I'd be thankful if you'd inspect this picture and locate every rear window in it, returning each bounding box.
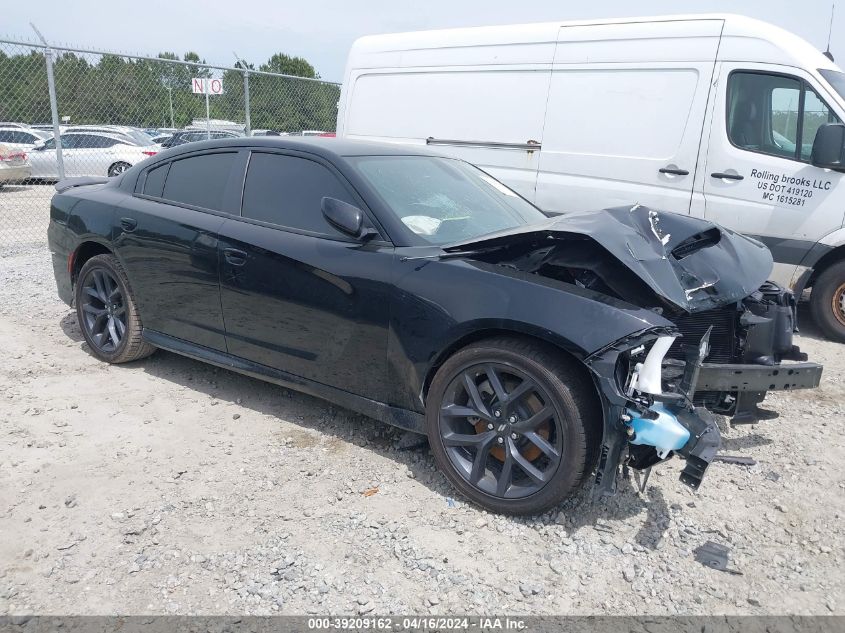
[161,152,236,211]
[143,163,169,198]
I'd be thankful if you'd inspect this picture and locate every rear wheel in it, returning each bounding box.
[810,261,845,343]
[108,161,131,177]
[425,337,598,515]
[75,254,155,363]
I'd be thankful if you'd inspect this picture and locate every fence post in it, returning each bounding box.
[31,24,65,180]
[243,68,251,136]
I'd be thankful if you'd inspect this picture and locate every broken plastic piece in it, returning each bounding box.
[694,541,743,575]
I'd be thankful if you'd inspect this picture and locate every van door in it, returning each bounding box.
[343,69,553,202]
[534,19,722,215]
[701,63,845,285]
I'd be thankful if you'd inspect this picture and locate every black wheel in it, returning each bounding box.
[74,254,155,363]
[810,261,845,343]
[426,336,599,515]
[108,161,131,177]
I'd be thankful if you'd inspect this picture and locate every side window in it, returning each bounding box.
[161,152,236,211]
[61,135,81,149]
[241,153,355,237]
[728,71,841,162]
[72,134,110,149]
[801,89,839,160]
[0,131,12,143]
[143,163,169,198]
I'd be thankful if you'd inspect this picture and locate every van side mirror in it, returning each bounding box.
[811,123,845,171]
[321,197,375,239]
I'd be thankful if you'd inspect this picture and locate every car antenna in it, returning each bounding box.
[824,4,836,61]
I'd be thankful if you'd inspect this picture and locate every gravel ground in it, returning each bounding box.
[0,186,843,616]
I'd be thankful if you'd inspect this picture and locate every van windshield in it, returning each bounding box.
[350,156,548,245]
[819,69,845,101]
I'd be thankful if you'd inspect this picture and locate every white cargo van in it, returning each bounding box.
[337,14,845,342]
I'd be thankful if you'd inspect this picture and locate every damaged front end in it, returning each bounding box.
[445,205,824,494]
[585,326,722,495]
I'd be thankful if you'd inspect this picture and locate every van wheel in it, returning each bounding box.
[810,260,845,343]
[425,337,599,515]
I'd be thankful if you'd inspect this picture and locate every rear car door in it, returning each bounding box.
[217,150,394,402]
[700,63,845,284]
[112,150,246,351]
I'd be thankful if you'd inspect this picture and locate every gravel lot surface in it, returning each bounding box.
[0,185,843,616]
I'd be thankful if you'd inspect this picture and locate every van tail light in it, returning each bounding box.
[142,151,157,156]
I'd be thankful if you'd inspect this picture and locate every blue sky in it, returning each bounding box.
[5,0,841,82]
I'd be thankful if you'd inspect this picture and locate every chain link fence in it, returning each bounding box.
[0,38,341,246]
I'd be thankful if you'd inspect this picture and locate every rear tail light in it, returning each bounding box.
[142,151,157,156]
[0,151,26,161]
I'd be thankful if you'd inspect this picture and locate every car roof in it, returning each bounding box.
[160,136,438,160]
[62,131,135,142]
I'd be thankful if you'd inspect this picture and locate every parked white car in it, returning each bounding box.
[0,127,52,150]
[28,132,157,179]
[0,144,32,187]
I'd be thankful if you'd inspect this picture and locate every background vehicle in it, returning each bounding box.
[0,144,31,186]
[31,123,67,134]
[64,125,157,147]
[29,132,156,179]
[47,137,821,515]
[338,14,845,342]
[0,127,52,149]
[160,130,242,147]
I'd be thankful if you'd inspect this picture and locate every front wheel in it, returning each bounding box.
[108,161,131,177]
[810,260,845,343]
[74,254,155,363]
[425,337,599,515]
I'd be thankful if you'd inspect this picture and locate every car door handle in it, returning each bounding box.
[119,217,137,232]
[658,167,689,176]
[223,248,247,266]
[710,172,744,181]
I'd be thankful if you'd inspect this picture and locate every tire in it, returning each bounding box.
[74,254,155,363]
[809,260,845,343]
[425,336,599,515]
[108,161,131,177]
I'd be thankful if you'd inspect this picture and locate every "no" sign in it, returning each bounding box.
[191,78,224,95]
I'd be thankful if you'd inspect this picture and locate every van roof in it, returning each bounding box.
[347,14,840,74]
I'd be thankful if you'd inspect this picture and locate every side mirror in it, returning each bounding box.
[321,197,375,239]
[811,123,845,171]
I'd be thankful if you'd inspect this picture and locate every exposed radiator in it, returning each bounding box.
[666,308,738,364]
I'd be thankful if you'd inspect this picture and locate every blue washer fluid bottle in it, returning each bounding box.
[628,404,691,458]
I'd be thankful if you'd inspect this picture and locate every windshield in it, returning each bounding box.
[351,156,548,245]
[819,69,845,101]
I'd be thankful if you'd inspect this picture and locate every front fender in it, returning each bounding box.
[389,256,675,413]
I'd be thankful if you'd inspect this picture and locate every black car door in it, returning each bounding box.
[217,150,394,402]
[113,150,247,351]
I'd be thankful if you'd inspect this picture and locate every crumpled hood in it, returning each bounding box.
[444,205,773,313]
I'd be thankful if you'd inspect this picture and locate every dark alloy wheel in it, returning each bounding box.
[74,254,156,363]
[108,161,131,177]
[426,337,598,515]
[80,267,126,353]
[810,261,845,343]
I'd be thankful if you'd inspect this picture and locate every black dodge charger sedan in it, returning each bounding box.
[47,137,823,515]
